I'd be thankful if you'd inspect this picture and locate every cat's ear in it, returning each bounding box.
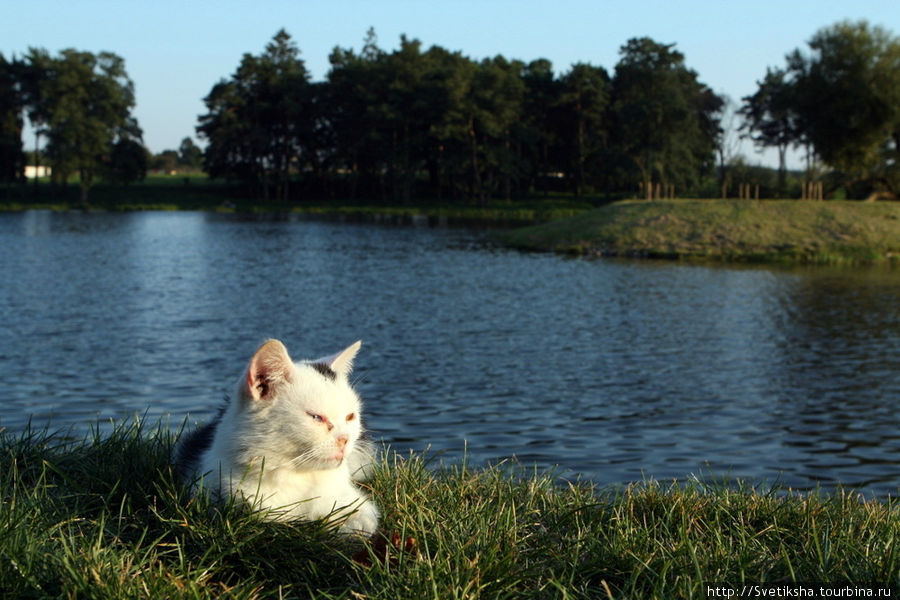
[245,339,294,401]
[317,340,362,378]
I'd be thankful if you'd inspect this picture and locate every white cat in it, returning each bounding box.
[174,339,380,536]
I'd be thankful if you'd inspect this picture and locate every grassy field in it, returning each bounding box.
[0,421,897,599]
[501,199,900,264]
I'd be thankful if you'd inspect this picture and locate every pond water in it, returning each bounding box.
[1,210,898,496]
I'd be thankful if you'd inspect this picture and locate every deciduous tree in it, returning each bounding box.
[739,69,798,194]
[178,137,203,170]
[785,20,900,195]
[609,38,722,197]
[33,49,141,202]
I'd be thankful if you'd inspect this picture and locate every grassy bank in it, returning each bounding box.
[279,198,590,227]
[501,199,900,264]
[0,174,231,211]
[1,421,897,599]
[1,175,592,224]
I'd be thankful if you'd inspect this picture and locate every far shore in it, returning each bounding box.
[4,178,898,264]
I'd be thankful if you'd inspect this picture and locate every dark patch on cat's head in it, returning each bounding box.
[311,362,337,381]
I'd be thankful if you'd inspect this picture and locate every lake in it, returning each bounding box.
[1,210,898,496]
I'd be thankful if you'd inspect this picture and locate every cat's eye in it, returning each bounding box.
[346,413,356,422]
[307,411,324,423]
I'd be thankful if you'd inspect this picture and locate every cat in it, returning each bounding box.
[173,338,380,537]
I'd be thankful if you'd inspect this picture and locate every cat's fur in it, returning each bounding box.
[174,339,379,536]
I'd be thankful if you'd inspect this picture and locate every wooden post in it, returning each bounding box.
[722,182,727,199]
[755,184,759,200]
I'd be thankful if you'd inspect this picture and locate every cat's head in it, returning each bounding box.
[236,339,365,472]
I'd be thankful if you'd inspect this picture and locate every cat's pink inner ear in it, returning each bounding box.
[325,340,362,377]
[246,339,293,401]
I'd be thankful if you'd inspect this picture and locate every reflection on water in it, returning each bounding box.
[0,210,898,495]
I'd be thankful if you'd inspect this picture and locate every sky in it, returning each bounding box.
[4,0,899,169]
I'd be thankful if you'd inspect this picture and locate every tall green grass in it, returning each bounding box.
[1,420,897,599]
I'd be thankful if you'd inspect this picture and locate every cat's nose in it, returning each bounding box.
[336,435,348,451]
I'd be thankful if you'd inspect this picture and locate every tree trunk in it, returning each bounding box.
[33,131,40,199]
[78,167,92,206]
[777,144,787,197]
[469,119,483,205]
[79,181,89,206]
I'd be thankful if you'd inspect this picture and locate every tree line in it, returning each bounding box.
[197,28,723,204]
[2,20,898,204]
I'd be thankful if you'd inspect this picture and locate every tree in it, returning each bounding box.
[150,149,179,173]
[33,49,141,202]
[198,29,313,202]
[20,48,52,196]
[556,63,609,195]
[326,30,387,199]
[716,95,744,196]
[520,59,562,194]
[104,138,148,184]
[0,53,25,188]
[609,38,723,196]
[378,35,441,203]
[177,137,203,169]
[457,56,525,203]
[784,20,900,195]
[739,69,798,194]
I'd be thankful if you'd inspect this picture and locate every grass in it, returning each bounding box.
[1,176,592,225]
[1,174,232,212]
[281,197,590,226]
[500,199,900,264]
[1,420,897,599]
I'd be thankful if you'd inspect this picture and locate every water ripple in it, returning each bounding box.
[1,211,898,496]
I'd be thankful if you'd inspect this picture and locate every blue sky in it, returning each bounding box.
[4,0,899,167]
